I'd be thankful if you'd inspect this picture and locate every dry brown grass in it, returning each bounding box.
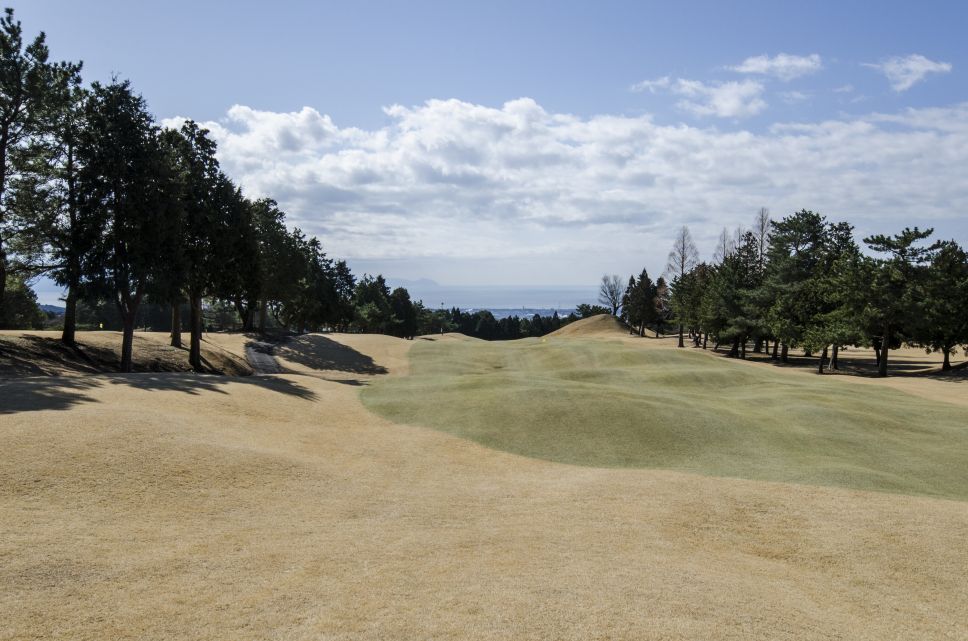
[2,331,967,640]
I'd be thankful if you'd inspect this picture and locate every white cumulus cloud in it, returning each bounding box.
[630,76,671,93]
[166,98,968,284]
[630,77,767,118]
[729,53,823,81]
[671,78,767,118]
[864,54,952,91]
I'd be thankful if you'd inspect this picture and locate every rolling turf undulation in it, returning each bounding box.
[362,333,968,500]
[3,328,968,640]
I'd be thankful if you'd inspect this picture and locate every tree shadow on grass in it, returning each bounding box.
[274,334,388,376]
[704,344,968,381]
[0,376,101,413]
[0,335,103,376]
[0,334,248,376]
[0,372,316,415]
[331,378,369,387]
[919,367,968,384]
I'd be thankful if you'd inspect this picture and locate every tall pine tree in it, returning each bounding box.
[0,8,80,315]
[77,80,176,372]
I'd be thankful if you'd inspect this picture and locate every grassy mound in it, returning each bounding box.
[548,313,627,338]
[362,336,968,500]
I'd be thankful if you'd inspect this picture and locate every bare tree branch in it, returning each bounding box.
[665,225,699,282]
[598,274,623,315]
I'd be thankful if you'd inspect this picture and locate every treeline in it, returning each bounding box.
[436,304,625,340]
[605,208,968,376]
[597,272,674,338]
[0,9,433,370]
[441,308,572,340]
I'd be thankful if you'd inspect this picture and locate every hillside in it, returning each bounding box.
[548,313,629,338]
[363,333,968,500]
[2,331,967,639]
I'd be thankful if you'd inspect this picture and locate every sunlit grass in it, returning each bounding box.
[362,336,968,500]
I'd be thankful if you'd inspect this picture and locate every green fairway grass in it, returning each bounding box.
[362,336,968,500]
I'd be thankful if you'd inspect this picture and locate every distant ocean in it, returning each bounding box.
[389,282,599,319]
[33,277,601,320]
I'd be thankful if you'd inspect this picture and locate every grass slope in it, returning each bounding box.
[362,335,968,500]
[0,331,252,376]
[4,332,968,639]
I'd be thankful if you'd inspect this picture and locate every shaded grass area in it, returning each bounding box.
[0,332,252,377]
[274,334,388,376]
[0,372,316,414]
[362,337,968,501]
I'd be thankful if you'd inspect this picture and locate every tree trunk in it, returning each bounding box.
[235,299,255,332]
[771,340,778,360]
[120,312,136,373]
[638,322,644,337]
[753,337,762,353]
[942,347,951,371]
[729,338,740,357]
[61,286,78,347]
[258,297,268,333]
[170,302,182,347]
[780,343,789,363]
[189,294,203,371]
[818,345,828,374]
[117,281,144,373]
[702,332,708,349]
[830,345,839,371]
[878,328,889,377]
[63,140,79,346]
[234,299,245,330]
[678,323,684,348]
[0,129,8,313]
[0,239,6,321]
[740,338,747,359]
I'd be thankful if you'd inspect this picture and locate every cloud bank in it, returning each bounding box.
[164,98,968,283]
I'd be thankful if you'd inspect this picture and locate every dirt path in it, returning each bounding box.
[244,340,284,374]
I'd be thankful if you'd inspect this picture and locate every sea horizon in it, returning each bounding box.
[387,281,599,316]
[35,280,601,319]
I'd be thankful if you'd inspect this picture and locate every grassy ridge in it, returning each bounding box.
[362,336,968,500]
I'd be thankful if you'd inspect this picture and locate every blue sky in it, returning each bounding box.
[18,1,966,128]
[15,1,968,304]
